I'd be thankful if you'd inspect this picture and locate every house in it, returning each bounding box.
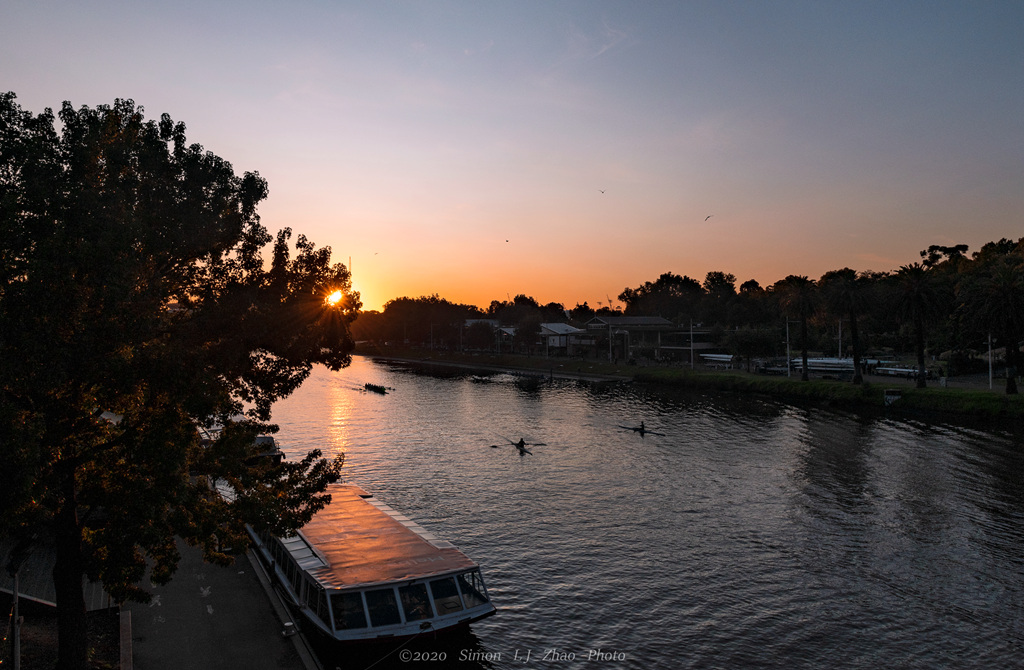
[539,322,588,356]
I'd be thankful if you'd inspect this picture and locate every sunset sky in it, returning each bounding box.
[4,2,1023,311]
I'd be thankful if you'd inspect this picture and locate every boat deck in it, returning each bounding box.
[294,484,478,590]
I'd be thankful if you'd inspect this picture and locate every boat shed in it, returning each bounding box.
[540,322,588,356]
[585,315,674,361]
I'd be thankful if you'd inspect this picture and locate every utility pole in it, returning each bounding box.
[690,319,694,370]
[786,319,791,377]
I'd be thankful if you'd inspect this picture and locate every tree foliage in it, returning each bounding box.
[891,263,946,388]
[0,93,359,669]
[376,294,483,348]
[956,240,1024,393]
[618,272,703,321]
[819,268,870,384]
[774,275,817,381]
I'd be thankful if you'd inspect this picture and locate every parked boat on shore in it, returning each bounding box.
[248,482,496,644]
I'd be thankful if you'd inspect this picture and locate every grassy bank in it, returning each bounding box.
[633,368,1024,419]
[357,345,1024,420]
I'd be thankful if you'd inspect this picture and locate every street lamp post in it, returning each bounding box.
[690,319,694,370]
[989,333,993,390]
[6,536,35,670]
[786,319,791,377]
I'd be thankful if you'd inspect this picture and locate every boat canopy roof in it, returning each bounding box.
[288,483,478,591]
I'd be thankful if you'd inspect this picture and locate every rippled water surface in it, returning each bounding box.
[270,357,1024,669]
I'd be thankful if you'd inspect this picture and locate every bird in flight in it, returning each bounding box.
[705,215,713,221]
[598,189,605,193]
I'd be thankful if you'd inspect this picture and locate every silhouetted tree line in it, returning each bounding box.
[351,292,621,352]
[353,240,1024,394]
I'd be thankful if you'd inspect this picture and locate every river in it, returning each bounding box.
[269,356,1024,669]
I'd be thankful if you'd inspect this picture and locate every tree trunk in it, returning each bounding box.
[54,469,88,670]
[850,311,863,385]
[1004,329,1019,395]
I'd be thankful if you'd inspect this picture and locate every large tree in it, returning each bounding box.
[701,271,738,326]
[956,240,1024,394]
[617,272,703,321]
[775,275,817,381]
[819,268,870,384]
[734,279,772,327]
[0,94,359,669]
[892,263,944,388]
[380,294,483,348]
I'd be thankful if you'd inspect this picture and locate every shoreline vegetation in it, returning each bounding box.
[355,345,1024,422]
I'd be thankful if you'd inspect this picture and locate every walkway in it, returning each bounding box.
[127,539,319,670]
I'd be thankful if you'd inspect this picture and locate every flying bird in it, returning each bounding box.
[599,189,605,193]
[705,215,713,221]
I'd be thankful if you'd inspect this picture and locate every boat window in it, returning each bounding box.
[365,588,402,627]
[306,580,328,623]
[330,592,368,630]
[269,539,282,564]
[399,583,432,621]
[286,562,301,593]
[429,577,464,614]
[456,571,489,608]
[315,588,329,623]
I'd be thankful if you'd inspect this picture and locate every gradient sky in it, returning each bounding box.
[4,1,1023,311]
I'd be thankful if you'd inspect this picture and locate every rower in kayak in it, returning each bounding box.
[617,421,665,436]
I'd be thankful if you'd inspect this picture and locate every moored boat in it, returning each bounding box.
[249,482,496,643]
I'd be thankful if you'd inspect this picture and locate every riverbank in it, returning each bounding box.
[358,345,1024,420]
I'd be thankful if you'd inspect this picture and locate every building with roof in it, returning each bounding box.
[585,316,717,363]
[539,322,590,356]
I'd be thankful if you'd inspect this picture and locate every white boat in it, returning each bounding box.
[790,357,856,372]
[248,482,496,644]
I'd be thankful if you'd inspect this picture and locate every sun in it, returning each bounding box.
[326,290,344,306]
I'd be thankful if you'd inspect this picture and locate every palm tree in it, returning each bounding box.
[957,255,1024,394]
[776,275,817,381]
[819,268,869,384]
[892,263,944,388]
